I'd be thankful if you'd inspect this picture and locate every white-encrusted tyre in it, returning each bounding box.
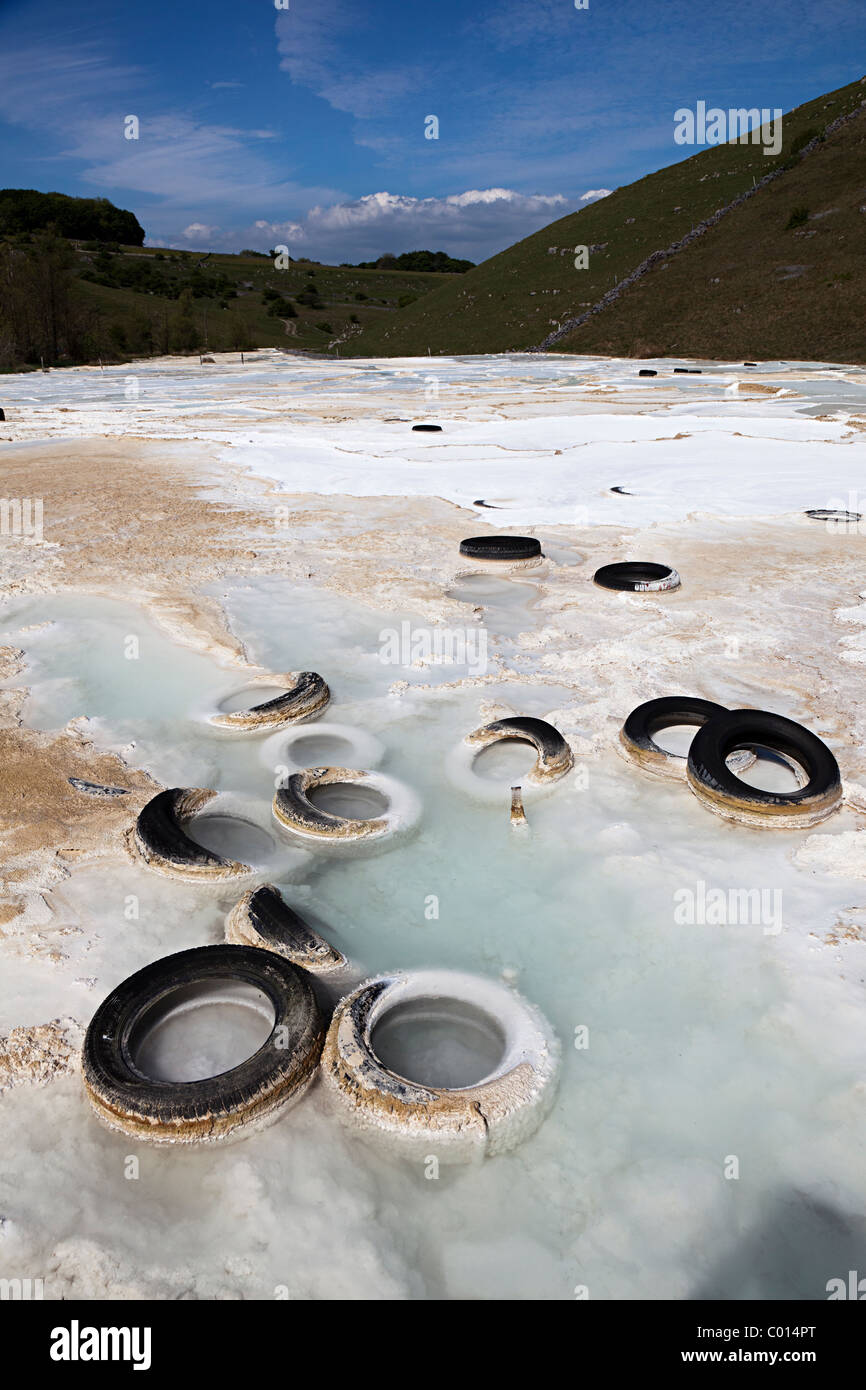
[226,883,348,977]
[272,766,420,851]
[133,787,307,884]
[320,970,560,1162]
[259,722,384,779]
[204,671,329,733]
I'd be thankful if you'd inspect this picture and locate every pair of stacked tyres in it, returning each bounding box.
[620,696,841,828]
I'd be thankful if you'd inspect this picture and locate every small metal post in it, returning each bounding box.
[510,785,527,827]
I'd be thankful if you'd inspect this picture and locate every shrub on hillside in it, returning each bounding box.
[785,206,810,229]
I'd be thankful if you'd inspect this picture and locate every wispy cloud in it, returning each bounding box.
[274,0,426,119]
[0,39,343,233]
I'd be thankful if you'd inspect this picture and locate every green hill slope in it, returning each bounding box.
[0,237,459,370]
[342,75,866,361]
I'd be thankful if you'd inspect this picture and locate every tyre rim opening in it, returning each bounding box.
[307,783,390,820]
[725,744,808,793]
[370,997,507,1089]
[286,734,353,764]
[472,738,539,782]
[127,978,276,1083]
[218,686,286,713]
[652,723,700,757]
[189,814,275,862]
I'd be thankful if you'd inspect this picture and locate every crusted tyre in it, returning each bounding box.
[412,423,442,432]
[620,696,755,781]
[82,945,324,1145]
[273,766,419,846]
[465,716,573,784]
[133,788,302,883]
[320,970,560,1162]
[686,708,842,829]
[448,715,573,804]
[804,509,862,525]
[206,671,329,732]
[134,788,251,881]
[593,561,681,593]
[459,535,542,563]
[226,883,347,975]
[259,721,384,779]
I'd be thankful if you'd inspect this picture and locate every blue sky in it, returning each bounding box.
[0,0,862,263]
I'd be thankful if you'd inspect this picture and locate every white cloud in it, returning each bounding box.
[580,189,613,201]
[197,187,573,263]
[182,223,220,241]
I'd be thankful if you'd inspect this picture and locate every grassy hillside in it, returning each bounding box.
[69,247,456,360]
[549,102,866,362]
[342,74,866,361]
[0,235,462,369]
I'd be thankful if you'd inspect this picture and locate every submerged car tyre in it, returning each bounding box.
[226,883,347,975]
[459,535,542,564]
[259,720,384,779]
[134,788,253,881]
[320,970,560,1161]
[465,716,573,785]
[83,945,324,1144]
[273,766,419,845]
[686,708,842,829]
[206,671,330,732]
[593,562,681,593]
[804,509,862,525]
[620,696,755,781]
[133,787,298,883]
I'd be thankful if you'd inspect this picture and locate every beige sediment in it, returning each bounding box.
[0,1016,84,1092]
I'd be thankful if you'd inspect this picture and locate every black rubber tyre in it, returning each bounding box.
[134,787,253,881]
[459,535,542,562]
[593,562,680,592]
[465,715,573,784]
[412,424,442,432]
[638,369,657,377]
[0,408,5,421]
[805,509,862,524]
[83,944,324,1144]
[620,696,728,773]
[619,695,755,781]
[687,708,842,828]
[208,670,330,731]
[226,884,347,974]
